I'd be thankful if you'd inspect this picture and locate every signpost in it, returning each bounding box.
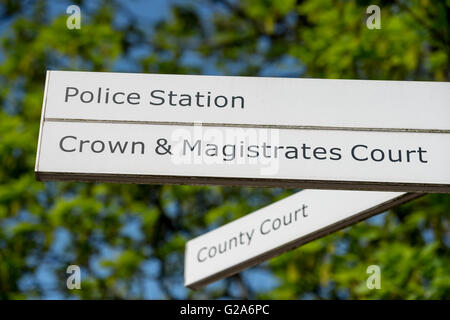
[35,71,450,192]
[34,70,449,288]
[184,190,420,289]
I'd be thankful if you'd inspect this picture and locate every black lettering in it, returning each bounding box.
[197,247,207,262]
[406,150,416,162]
[313,147,327,160]
[229,237,238,249]
[97,87,102,103]
[108,141,128,153]
[302,204,308,217]
[417,147,428,163]
[231,96,244,109]
[205,144,218,156]
[218,242,227,254]
[301,144,311,159]
[80,91,94,103]
[330,147,342,160]
[195,92,204,107]
[65,87,78,102]
[208,246,217,258]
[214,95,228,108]
[91,140,105,153]
[179,94,192,106]
[183,139,201,155]
[260,219,271,235]
[352,144,368,161]
[168,91,177,106]
[388,149,402,162]
[239,232,245,245]
[272,218,281,230]
[262,142,271,158]
[247,145,259,157]
[150,90,165,105]
[274,146,284,158]
[285,146,298,159]
[223,145,235,161]
[79,140,90,152]
[59,135,76,152]
[371,149,385,162]
[132,141,145,154]
[112,92,125,104]
[283,213,293,225]
[127,92,140,105]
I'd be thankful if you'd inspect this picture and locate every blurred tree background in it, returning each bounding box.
[0,0,448,299]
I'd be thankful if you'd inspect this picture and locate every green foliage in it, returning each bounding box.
[0,0,448,299]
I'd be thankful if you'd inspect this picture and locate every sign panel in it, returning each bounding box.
[36,122,450,192]
[35,71,450,192]
[184,190,420,289]
[43,70,450,130]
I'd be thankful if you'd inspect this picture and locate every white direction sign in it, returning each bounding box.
[41,70,450,130]
[35,71,450,192]
[184,190,420,289]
